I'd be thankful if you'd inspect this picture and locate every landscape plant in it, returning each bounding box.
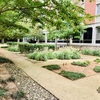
[71,61,90,67]
[0,56,13,63]
[8,45,19,52]
[42,64,61,71]
[59,70,86,80]
[93,66,100,73]
[94,58,100,64]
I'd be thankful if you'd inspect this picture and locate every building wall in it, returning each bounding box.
[84,0,96,24]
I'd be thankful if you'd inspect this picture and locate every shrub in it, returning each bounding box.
[71,51,81,59]
[8,46,19,52]
[7,76,15,82]
[56,51,71,60]
[97,87,100,93]
[94,58,100,64]
[93,66,100,73]
[0,79,7,84]
[11,90,26,99]
[18,43,55,53]
[35,52,48,61]
[71,61,89,67]
[47,51,56,59]
[42,64,61,71]
[92,50,100,56]
[59,70,86,80]
[81,49,93,55]
[0,56,13,63]
[28,52,38,59]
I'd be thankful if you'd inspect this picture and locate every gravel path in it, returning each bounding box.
[0,48,100,100]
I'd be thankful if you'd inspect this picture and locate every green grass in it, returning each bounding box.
[0,56,13,63]
[59,70,86,80]
[71,61,90,67]
[42,64,61,71]
[93,66,100,73]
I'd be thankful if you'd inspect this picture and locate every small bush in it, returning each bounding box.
[92,50,100,56]
[0,56,13,63]
[11,90,26,99]
[0,79,7,84]
[7,76,15,82]
[71,61,89,67]
[97,87,100,93]
[81,49,93,55]
[43,64,61,71]
[8,46,19,52]
[93,66,100,73]
[71,51,81,59]
[94,58,100,64]
[47,51,56,59]
[59,70,86,80]
[34,52,48,61]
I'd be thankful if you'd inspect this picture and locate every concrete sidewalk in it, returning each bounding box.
[0,48,100,100]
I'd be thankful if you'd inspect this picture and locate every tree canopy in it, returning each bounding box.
[0,0,94,43]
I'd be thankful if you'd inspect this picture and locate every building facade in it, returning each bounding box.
[71,0,100,46]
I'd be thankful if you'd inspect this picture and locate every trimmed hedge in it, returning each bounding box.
[59,70,86,80]
[18,43,55,53]
[7,42,19,46]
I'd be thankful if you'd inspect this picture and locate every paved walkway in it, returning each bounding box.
[0,48,100,100]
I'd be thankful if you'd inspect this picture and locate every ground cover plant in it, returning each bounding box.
[94,58,100,64]
[0,56,13,63]
[59,70,86,80]
[71,61,90,67]
[93,66,100,73]
[42,64,61,71]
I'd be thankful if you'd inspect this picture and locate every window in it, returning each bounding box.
[82,0,84,2]
[97,27,100,33]
[97,4,100,15]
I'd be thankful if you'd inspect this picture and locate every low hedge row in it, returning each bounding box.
[7,42,19,46]
[18,43,55,53]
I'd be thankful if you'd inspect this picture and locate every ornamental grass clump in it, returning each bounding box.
[59,70,86,80]
[42,64,61,71]
[8,46,19,52]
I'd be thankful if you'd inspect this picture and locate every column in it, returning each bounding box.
[92,27,96,45]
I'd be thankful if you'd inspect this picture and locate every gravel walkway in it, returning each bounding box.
[0,48,100,100]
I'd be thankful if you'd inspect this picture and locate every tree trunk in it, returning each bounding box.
[1,38,4,44]
[17,39,20,42]
[55,39,58,50]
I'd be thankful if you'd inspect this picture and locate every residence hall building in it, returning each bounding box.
[71,0,100,45]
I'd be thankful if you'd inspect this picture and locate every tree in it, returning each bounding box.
[0,0,94,45]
